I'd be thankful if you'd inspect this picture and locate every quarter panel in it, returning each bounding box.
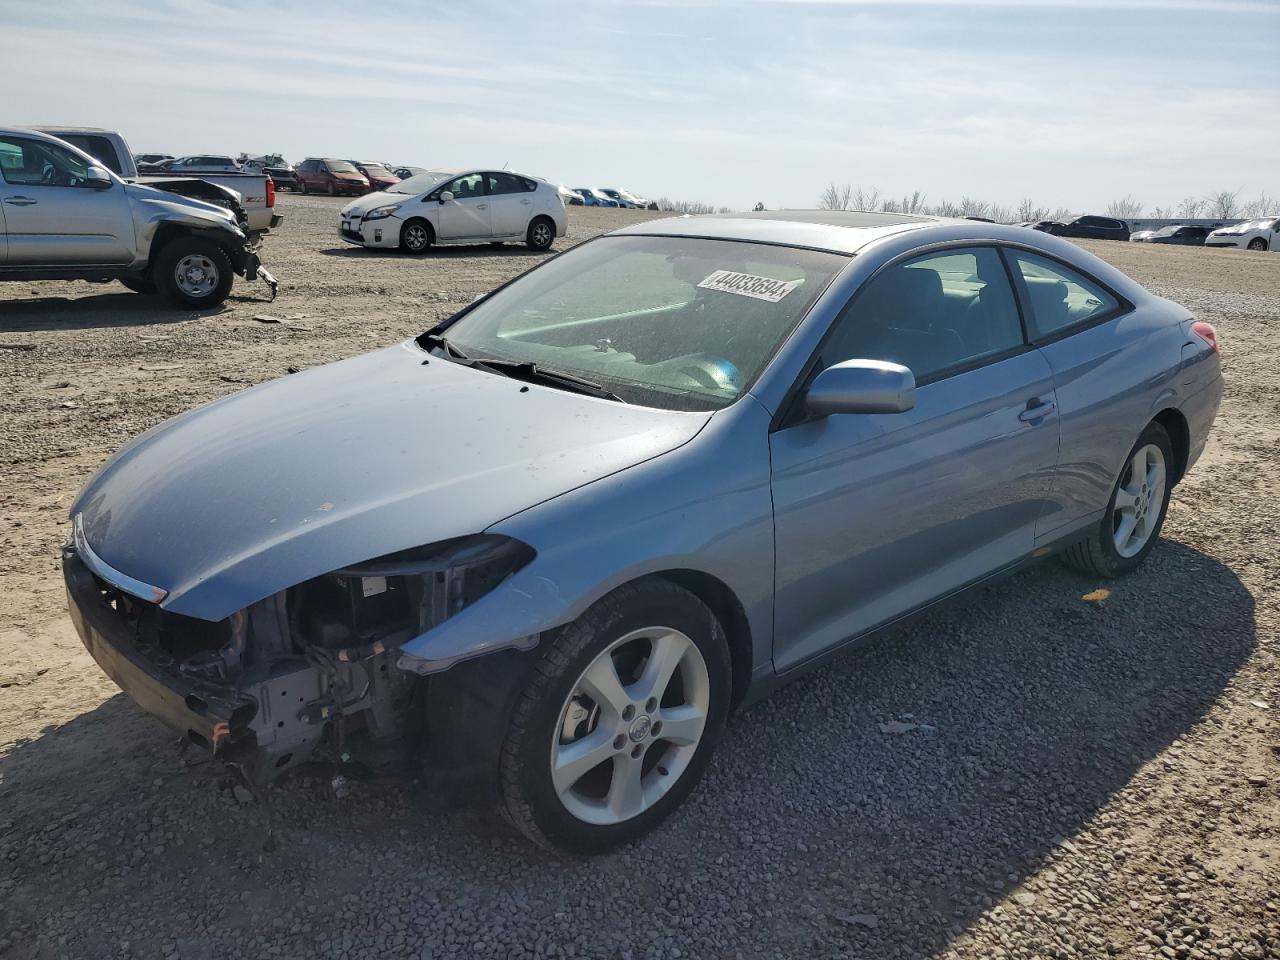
[1033,304,1186,538]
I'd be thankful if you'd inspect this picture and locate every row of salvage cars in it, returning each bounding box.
[66,208,1223,853]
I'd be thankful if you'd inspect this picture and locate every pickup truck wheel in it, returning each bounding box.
[120,276,157,295]
[156,238,234,308]
[526,217,555,251]
[400,219,433,254]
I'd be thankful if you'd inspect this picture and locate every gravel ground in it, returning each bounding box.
[1,200,1277,960]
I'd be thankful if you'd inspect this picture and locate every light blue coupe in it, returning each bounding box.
[64,211,1221,853]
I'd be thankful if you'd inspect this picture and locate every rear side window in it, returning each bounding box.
[486,172,526,195]
[824,246,1024,382]
[1009,251,1120,340]
[53,135,122,174]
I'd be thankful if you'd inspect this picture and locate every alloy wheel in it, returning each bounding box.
[1112,442,1166,558]
[531,222,553,248]
[404,224,429,252]
[551,627,709,825]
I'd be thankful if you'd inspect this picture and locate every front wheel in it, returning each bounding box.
[1247,238,1267,251]
[399,219,433,254]
[1062,422,1173,577]
[298,180,308,195]
[526,217,555,251]
[155,238,235,308]
[327,181,336,197]
[499,580,731,854]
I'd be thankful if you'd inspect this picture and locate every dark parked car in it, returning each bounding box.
[1130,225,1208,246]
[351,161,400,192]
[296,158,370,196]
[1047,215,1131,242]
[265,165,299,192]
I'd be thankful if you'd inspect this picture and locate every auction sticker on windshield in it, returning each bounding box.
[697,270,803,303]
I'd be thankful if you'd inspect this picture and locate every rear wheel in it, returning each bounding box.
[526,216,555,251]
[1062,422,1173,577]
[499,580,731,854]
[399,219,433,254]
[1247,238,1268,251]
[155,237,235,308]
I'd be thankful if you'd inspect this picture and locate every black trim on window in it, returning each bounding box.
[771,239,1032,432]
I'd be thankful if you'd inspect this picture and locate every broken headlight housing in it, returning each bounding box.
[293,535,535,655]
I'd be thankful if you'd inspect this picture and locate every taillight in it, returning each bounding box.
[265,176,276,208]
[1191,320,1219,354]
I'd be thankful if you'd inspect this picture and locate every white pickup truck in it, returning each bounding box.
[35,127,283,238]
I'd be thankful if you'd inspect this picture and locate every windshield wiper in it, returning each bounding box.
[422,333,623,402]
[473,358,625,402]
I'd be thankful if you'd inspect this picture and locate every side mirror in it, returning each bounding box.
[804,359,916,417]
[84,166,113,190]
[439,191,454,203]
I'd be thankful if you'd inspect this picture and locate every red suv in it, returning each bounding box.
[296,158,370,196]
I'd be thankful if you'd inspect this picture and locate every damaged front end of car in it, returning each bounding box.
[63,524,534,788]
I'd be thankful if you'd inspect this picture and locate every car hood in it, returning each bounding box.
[71,343,709,622]
[340,190,407,214]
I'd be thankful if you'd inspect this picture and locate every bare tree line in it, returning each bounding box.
[818,182,1276,223]
[654,197,732,215]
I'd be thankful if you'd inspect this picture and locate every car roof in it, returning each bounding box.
[610,210,943,254]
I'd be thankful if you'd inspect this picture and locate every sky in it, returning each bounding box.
[1,0,1276,213]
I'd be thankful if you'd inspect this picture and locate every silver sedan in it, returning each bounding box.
[63,211,1222,853]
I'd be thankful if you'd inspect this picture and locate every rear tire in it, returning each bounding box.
[498,580,731,855]
[399,219,433,254]
[1061,422,1174,577]
[526,216,555,251]
[1247,238,1267,251]
[155,237,235,308]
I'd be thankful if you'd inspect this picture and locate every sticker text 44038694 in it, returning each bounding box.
[697,270,803,303]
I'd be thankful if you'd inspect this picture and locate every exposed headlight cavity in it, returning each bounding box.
[363,204,401,221]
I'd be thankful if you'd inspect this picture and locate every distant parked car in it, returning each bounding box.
[351,161,400,192]
[265,165,300,192]
[338,169,567,252]
[575,188,619,207]
[296,158,370,196]
[166,155,243,174]
[392,166,427,180]
[1205,217,1279,251]
[1130,225,1208,246]
[599,188,647,209]
[1047,215,1130,242]
[558,184,584,206]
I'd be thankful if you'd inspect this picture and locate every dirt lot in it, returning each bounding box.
[1,201,1277,960]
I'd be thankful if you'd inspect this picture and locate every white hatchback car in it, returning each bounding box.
[339,169,567,253]
[1205,217,1279,252]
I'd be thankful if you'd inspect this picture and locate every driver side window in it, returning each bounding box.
[445,173,484,199]
[0,136,91,187]
[823,246,1024,383]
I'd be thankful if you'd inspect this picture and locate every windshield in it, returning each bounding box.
[326,160,359,173]
[430,235,848,411]
[360,164,394,177]
[389,170,452,194]
[1155,226,1179,236]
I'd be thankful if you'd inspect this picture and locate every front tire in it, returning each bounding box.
[1247,238,1267,251]
[1062,422,1174,577]
[327,181,336,197]
[298,180,308,195]
[399,219,433,254]
[155,237,234,308]
[499,580,731,854]
[526,216,555,251]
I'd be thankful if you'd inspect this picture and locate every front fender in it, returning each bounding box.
[396,400,777,676]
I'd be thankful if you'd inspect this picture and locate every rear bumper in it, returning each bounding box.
[63,549,256,749]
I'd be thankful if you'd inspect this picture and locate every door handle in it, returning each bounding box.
[1018,399,1056,422]
[521,199,530,204]
[3,196,37,206]
[476,204,487,210]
